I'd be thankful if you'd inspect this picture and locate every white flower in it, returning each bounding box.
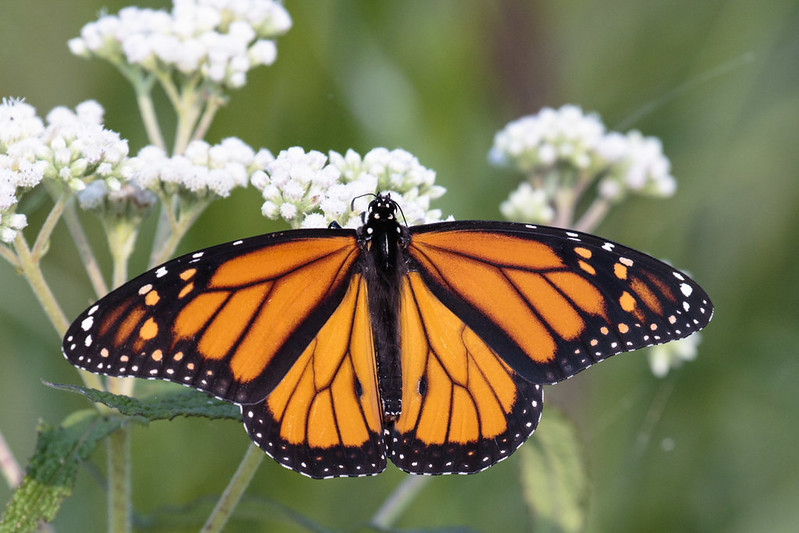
[129,137,255,198]
[490,105,606,173]
[500,182,555,224]
[597,130,675,203]
[70,0,292,90]
[647,333,701,378]
[327,147,446,226]
[493,105,678,221]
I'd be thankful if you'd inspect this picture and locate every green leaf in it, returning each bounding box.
[0,385,241,532]
[0,409,122,532]
[46,382,241,422]
[519,408,588,533]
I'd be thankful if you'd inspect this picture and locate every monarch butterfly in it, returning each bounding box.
[63,193,712,478]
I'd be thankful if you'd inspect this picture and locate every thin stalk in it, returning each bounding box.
[106,426,131,533]
[0,244,20,269]
[189,92,222,143]
[31,193,68,261]
[149,199,208,268]
[173,88,203,156]
[133,76,166,151]
[201,444,264,533]
[12,232,105,391]
[574,197,610,234]
[62,202,108,298]
[0,429,22,489]
[105,218,138,398]
[370,475,431,529]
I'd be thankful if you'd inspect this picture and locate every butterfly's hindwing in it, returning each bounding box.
[242,275,386,478]
[390,272,543,475]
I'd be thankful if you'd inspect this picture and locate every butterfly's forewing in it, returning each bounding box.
[242,275,387,478]
[62,230,361,405]
[407,221,713,384]
[391,272,543,474]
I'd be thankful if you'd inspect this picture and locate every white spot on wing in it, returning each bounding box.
[155,266,168,278]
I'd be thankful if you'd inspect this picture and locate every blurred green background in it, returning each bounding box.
[2,1,798,531]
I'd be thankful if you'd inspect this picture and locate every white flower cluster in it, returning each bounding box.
[0,98,130,242]
[647,333,701,378]
[129,137,265,198]
[499,182,554,224]
[251,147,447,229]
[0,100,47,239]
[491,105,676,219]
[69,0,292,89]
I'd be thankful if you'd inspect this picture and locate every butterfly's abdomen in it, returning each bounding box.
[360,200,407,419]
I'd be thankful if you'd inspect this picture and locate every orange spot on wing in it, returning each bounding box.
[578,260,596,276]
[139,317,159,340]
[614,263,628,280]
[145,290,160,306]
[178,282,194,299]
[115,306,145,346]
[179,268,197,281]
[574,247,592,259]
[631,277,664,315]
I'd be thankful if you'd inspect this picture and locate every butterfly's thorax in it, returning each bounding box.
[358,196,407,420]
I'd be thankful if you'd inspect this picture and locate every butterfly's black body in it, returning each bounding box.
[357,194,409,419]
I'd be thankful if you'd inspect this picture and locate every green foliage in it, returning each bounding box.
[1,410,120,532]
[519,410,587,533]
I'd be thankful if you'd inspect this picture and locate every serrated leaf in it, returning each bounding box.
[0,409,122,532]
[519,408,588,533]
[46,383,241,422]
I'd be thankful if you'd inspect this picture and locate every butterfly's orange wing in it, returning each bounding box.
[407,222,713,385]
[391,272,543,474]
[242,275,386,478]
[63,230,361,405]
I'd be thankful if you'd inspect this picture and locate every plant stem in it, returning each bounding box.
[134,76,166,151]
[190,92,222,143]
[0,244,20,269]
[107,426,131,533]
[370,475,431,529]
[31,193,68,261]
[574,197,610,234]
[201,443,264,533]
[0,429,22,489]
[13,233,105,391]
[149,199,208,268]
[62,202,108,298]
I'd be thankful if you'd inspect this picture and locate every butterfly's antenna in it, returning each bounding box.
[350,192,377,212]
[394,200,408,226]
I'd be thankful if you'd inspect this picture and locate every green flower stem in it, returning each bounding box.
[62,202,109,298]
[105,217,139,398]
[0,429,22,489]
[574,197,609,234]
[190,92,223,143]
[31,193,68,261]
[12,233,104,391]
[201,443,264,533]
[107,425,132,533]
[0,244,20,269]
[134,76,166,151]
[149,199,209,268]
[370,475,431,529]
[173,85,203,156]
